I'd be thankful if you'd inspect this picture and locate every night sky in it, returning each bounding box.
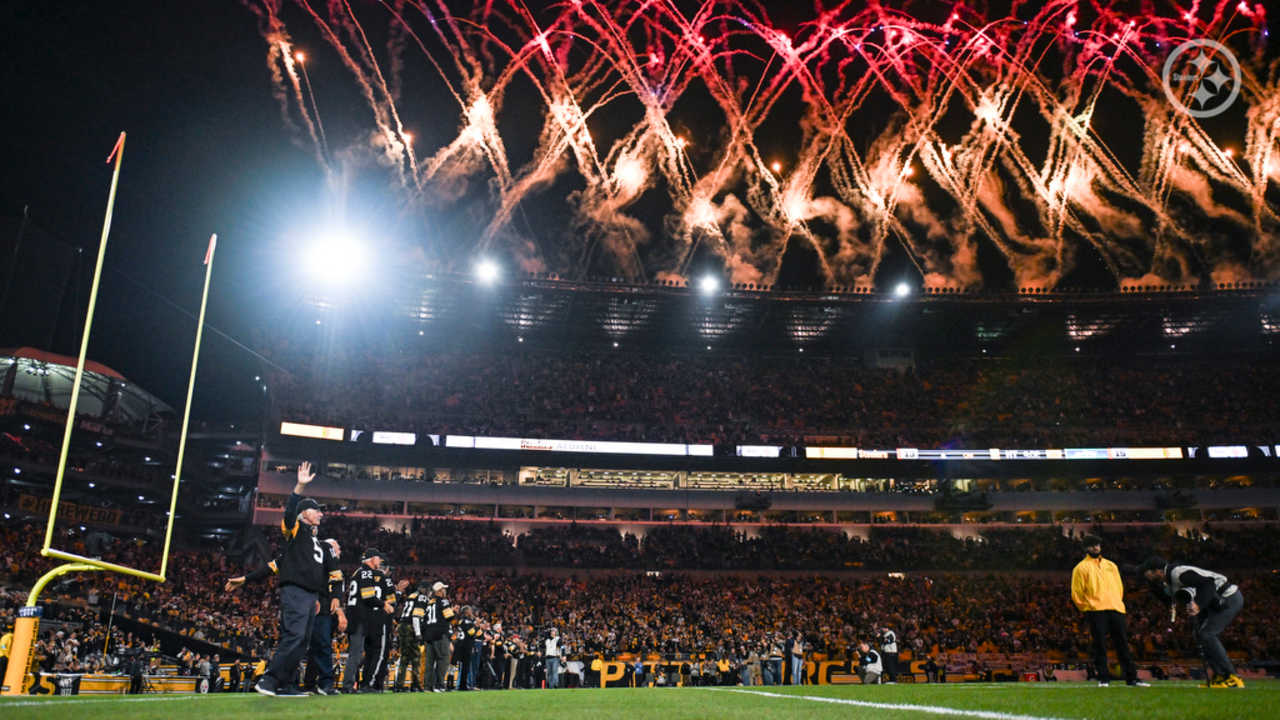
[1,1,329,418]
[0,2,1274,418]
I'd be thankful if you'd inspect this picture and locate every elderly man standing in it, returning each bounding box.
[1070,534,1147,687]
[421,581,456,692]
[229,462,327,697]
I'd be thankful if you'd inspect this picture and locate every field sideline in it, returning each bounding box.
[1,681,1274,719]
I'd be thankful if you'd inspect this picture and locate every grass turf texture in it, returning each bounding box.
[2,681,1273,719]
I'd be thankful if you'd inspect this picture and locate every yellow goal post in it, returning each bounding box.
[2,133,218,695]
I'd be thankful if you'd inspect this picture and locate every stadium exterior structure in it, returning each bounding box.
[316,271,1280,356]
[265,276,1280,526]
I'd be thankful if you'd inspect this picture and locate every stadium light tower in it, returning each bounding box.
[893,281,911,298]
[698,275,720,296]
[475,258,500,285]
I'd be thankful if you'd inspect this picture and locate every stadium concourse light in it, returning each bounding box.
[475,258,501,285]
[305,231,366,285]
[893,281,911,298]
[698,275,720,295]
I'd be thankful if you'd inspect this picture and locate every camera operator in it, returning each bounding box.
[857,641,883,685]
[878,626,898,683]
[543,627,562,689]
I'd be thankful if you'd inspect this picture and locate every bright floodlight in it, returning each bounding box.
[305,232,365,285]
[698,275,720,295]
[476,259,500,285]
[893,281,911,298]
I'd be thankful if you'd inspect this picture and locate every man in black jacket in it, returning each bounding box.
[230,462,325,697]
[1141,556,1245,688]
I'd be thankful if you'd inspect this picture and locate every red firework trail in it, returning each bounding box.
[245,0,1278,289]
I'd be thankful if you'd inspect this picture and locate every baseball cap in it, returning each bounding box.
[297,498,323,512]
[362,548,384,561]
[431,581,448,592]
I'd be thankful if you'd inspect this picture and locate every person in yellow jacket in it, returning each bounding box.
[1070,535,1147,687]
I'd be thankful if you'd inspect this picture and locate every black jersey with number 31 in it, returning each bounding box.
[421,597,455,640]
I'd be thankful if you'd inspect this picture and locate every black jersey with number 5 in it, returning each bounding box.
[276,493,326,592]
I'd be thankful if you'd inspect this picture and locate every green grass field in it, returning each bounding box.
[2,681,1274,720]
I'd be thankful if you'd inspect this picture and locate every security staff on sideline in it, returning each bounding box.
[1070,535,1146,687]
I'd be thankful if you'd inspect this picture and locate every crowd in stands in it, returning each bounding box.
[294,517,1280,575]
[268,349,1280,447]
[1,521,279,662]
[5,516,1280,678]
[1,427,172,486]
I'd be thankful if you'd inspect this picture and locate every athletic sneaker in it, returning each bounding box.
[1097,681,1110,687]
[254,679,277,697]
[315,686,337,696]
[1126,681,1151,687]
[1222,675,1246,688]
[276,687,310,697]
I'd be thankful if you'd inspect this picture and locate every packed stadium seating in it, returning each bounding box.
[268,350,1280,447]
[4,329,1279,693]
[5,516,1280,679]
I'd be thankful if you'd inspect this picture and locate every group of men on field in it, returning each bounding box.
[225,462,461,696]
[229,463,1248,693]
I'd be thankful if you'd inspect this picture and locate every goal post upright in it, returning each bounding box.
[40,132,126,555]
[3,134,218,695]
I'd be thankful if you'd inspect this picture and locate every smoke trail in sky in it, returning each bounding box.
[244,0,1279,288]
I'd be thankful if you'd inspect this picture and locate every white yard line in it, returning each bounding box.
[0,694,256,708]
[703,687,1079,720]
